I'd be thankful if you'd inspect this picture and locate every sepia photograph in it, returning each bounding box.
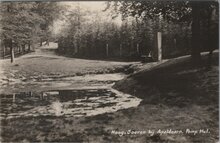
[0,0,219,142]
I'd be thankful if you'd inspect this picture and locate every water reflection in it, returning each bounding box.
[0,89,141,119]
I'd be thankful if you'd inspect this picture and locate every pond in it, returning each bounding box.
[0,88,141,119]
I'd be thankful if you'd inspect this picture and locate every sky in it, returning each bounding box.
[73,1,106,11]
[52,1,122,36]
[59,1,106,11]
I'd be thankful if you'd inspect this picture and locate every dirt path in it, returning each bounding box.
[0,43,137,94]
[0,43,143,142]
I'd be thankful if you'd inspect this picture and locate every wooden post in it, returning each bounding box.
[153,32,162,61]
[19,45,21,53]
[28,41,31,52]
[157,32,162,61]
[22,44,25,53]
[120,44,122,57]
[106,43,109,57]
[136,43,139,54]
[9,40,14,63]
[10,47,14,63]
[13,93,16,103]
[29,92,32,96]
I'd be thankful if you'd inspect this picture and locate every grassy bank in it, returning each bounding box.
[112,52,219,142]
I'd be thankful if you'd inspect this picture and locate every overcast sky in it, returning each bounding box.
[52,1,122,36]
[59,1,106,11]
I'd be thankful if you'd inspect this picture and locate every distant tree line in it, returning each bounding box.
[107,0,219,62]
[57,1,218,62]
[58,15,192,60]
[0,1,218,63]
[0,2,63,62]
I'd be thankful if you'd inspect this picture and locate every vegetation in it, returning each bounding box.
[57,5,192,60]
[0,1,218,63]
[0,2,63,62]
[107,1,218,61]
[57,1,218,62]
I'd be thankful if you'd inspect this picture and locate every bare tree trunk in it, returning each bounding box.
[136,43,140,55]
[10,45,14,63]
[22,44,25,53]
[28,41,31,52]
[12,93,16,103]
[19,45,21,54]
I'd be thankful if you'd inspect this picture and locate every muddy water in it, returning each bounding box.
[0,73,142,119]
[0,73,126,89]
[0,88,141,119]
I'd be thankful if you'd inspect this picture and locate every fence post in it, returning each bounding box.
[10,47,14,63]
[22,44,25,53]
[157,32,162,61]
[19,45,21,53]
[153,32,162,61]
[13,93,16,103]
[28,41,31,52]
[136,43,139,54]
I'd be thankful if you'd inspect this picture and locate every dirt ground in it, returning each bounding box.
[0,44,137,94]
[0,45,219,142]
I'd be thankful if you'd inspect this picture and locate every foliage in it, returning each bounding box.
[0,2,63,46]
[57,3,194,59]
[106,0,218,59]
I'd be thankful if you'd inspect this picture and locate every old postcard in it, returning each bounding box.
[0,1,219,142]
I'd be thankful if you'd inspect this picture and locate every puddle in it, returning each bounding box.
[0,88,141,119]
[60,73,126,82]
[36,73,126,83]
[0,73,126,89]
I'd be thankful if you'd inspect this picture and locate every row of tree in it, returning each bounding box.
[107,1,219,62]
[58,14,191,59]
[57,1,218,62]
[0,2,63,62]
[1,1,218,62]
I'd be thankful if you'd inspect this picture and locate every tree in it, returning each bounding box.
[0,2,42,62]
[0,2,64,62]
[106,0,218,62]
[33,2,64,46]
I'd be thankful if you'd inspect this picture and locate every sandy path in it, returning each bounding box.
[0,43,137,93]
